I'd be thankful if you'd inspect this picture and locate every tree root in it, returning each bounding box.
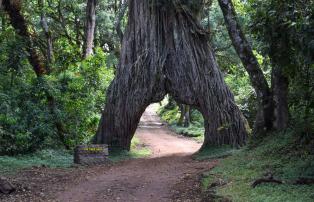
[293,178,314,185]
[251,177,282,188]
[252,174,314,188]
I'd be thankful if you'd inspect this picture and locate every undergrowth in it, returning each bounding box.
[158,99,205,142]
[0,149,73,175]
[0,136,151,175]
[200,130,314,202]
[108,136,151,162]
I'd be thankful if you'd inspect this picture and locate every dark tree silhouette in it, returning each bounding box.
[218,0,274,134]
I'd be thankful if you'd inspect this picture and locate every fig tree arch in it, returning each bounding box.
[94,0,247,150]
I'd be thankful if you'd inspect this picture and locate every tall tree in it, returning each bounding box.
[1,0,69,149]
[83,0,96,58]
[218,0,274,134]
[218,0,291,132]
[178,104,191,127]
[94,0,247,150]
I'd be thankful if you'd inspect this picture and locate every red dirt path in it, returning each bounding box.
[1,105,217,202]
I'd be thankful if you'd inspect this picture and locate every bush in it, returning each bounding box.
[0,44,114,155]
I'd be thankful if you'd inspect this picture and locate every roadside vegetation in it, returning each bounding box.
[200,131,314,202]
[158,97,205,142]
[0,137,150,175]
[0,149,73,175]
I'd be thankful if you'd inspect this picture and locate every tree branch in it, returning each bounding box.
[115,0,127,43]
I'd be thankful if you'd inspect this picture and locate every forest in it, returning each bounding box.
[0,0,313,201]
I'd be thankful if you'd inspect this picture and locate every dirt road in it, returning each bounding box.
[1,105,217,202]
[55,104,216,202]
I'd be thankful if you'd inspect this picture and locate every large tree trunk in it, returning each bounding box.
[272,66,289,130]
[1,0,69,149]
[218,0,274,134]
[95,0,247,150]
[83,0,96,58]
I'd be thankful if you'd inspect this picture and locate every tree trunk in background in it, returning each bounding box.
[75,15,81,47]
[83,0,96,58]
[94,0,247,150]
[178,104,185,126]
[178,104,191,127]
[183,105,190,127]
[272,66,289,130]
[0,9,6,32]
[218,0,274,135]
[1,0,69,149]
[2,0,46,76]
[39,0,54,68]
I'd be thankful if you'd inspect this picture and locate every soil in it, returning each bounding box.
[0,104,218,202]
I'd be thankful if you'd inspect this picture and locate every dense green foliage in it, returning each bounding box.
[0,35,114,154]
[0,0,118,155]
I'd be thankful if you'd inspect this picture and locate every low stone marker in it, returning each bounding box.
[74,144,109,165]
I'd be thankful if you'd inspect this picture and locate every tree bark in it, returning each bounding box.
[94,0,247,150]
[271,66,289,130]
[83,0,96,58]
[178,104,190,127]
[218,0,274,134]
[1,0,69,149]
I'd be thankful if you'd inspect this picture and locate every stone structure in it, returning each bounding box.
[74,144,109,165]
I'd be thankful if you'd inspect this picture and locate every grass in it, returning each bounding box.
[0,149,73,175]
[108,136,151,162]
[200,131,314,202]
[0,136,151,175]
